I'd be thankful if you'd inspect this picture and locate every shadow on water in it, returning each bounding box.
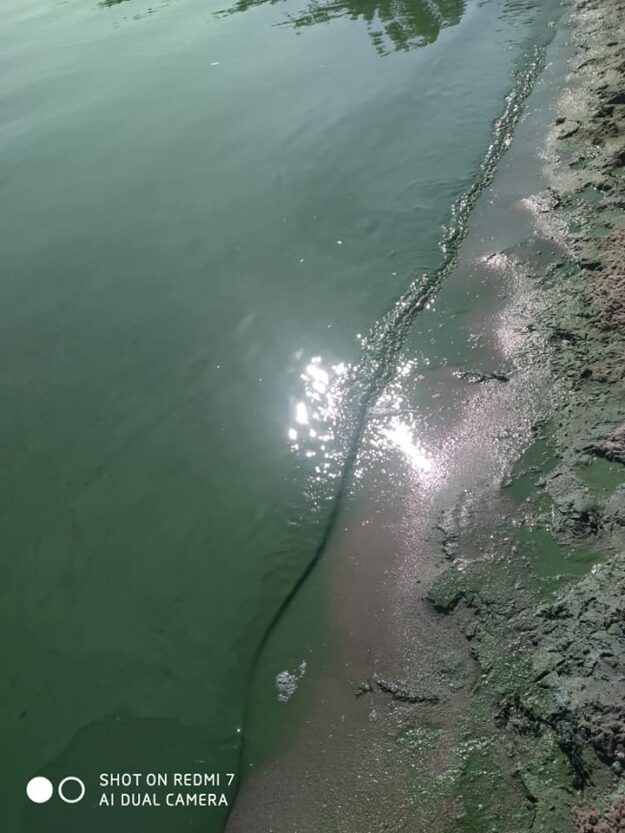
[218,0,466,55]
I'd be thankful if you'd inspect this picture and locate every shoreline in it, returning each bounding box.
[226,1,625,830]
[226,6,584,830]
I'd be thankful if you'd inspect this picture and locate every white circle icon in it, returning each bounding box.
[26,777,54,804]
[58,776,86,804]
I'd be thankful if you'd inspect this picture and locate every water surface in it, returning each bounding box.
[0,0,561,828]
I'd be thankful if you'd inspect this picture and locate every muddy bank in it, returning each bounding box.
[426,1,625,829]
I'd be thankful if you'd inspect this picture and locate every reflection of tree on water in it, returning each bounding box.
[218,0,465,55]
[99,0,168,14]
[98,0,465,54]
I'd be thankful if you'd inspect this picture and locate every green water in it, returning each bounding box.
[515,525,602,597]
[1,0,562,828]
[506,434,557,503]
[578,456,625,496]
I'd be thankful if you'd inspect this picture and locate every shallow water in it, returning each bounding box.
[1,0,562,828]
[227,17,574,828]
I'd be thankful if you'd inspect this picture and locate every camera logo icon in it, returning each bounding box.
[26,776,86,804]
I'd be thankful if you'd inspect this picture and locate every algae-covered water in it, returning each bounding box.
[1,0,562,829]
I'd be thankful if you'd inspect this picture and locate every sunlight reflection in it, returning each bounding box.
[288,352,440,491]
[363,357,443,488]
[287,355,350,485]
[295,402,309,425]
[381,422,433,472]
